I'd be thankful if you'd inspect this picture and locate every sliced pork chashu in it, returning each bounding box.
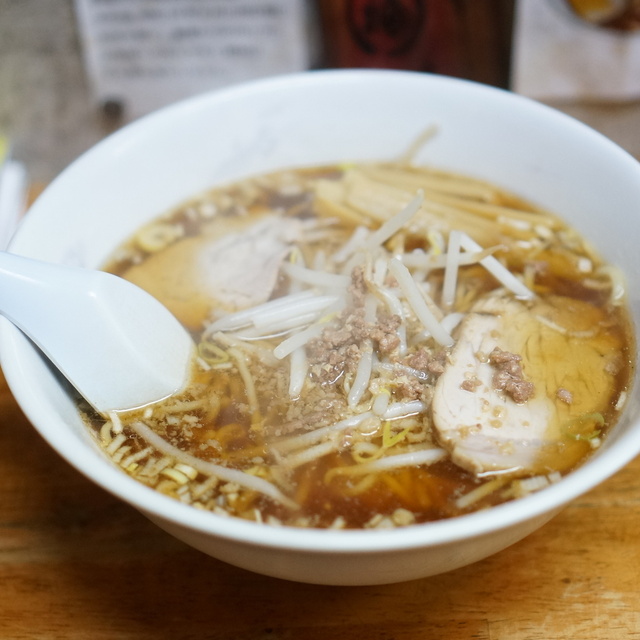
[432,292,624,477]
[124,213,299,330]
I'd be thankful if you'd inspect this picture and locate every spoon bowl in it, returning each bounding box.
[0,251,194,413]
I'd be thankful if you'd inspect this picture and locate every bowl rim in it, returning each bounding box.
[2,68,640,554]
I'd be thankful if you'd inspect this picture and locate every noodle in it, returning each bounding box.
[83,159,633,530]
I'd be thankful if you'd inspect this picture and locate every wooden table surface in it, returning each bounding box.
[0,370,639,640]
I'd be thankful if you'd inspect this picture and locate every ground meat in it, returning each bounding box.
[402,348,446,377]
[460,377,481,392]
[489,347,535,403]
[489,347,522,367]
[307,306,365,379]
[307,302,402,384]
[269,387,348,437]
[368,314,402,354]
[316,308,368,349]
[404,348,430,371]
[348,265,368,306]
[308,342,362,385]
[428,359,446,375]
[393,375,424,400]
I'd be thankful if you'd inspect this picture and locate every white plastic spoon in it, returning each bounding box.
[0,251,194,414]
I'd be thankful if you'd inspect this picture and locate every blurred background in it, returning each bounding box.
[2,0,640,198]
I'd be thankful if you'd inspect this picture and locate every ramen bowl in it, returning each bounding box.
[2,70,640,585]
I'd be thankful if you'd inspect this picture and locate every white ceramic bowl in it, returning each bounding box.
[2,70,640,586]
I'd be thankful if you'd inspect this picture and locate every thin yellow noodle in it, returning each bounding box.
[130,420,298,509]
[210,332,277,365]
[214,422,246,446]
[100,421,113,444]
[105,433,127,456]
[227,348,260,418]
[174,463,198,480]
[382,421,412,448]
[351,441,384,463]
[160,467,190,485]
[112,445,131,464]
[340,473,378,496]
[191,475,219,500]
[381,471,415,503]
[140,456,173,479]
[455,476,510,509]
[198,342,230,365]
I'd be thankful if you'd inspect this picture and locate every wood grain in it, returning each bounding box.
[1,370,639,640]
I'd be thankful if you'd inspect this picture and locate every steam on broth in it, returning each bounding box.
[81,158,634,529]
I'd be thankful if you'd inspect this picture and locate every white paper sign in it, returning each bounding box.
[512,0,640,101]
[74,0,311,120]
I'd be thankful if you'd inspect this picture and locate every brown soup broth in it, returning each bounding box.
[83,163,635,530]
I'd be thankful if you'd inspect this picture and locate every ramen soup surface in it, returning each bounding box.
[83,161,634,529]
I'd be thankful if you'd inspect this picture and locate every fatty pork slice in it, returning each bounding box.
[124,213,299,330]
[432,293,623,477]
